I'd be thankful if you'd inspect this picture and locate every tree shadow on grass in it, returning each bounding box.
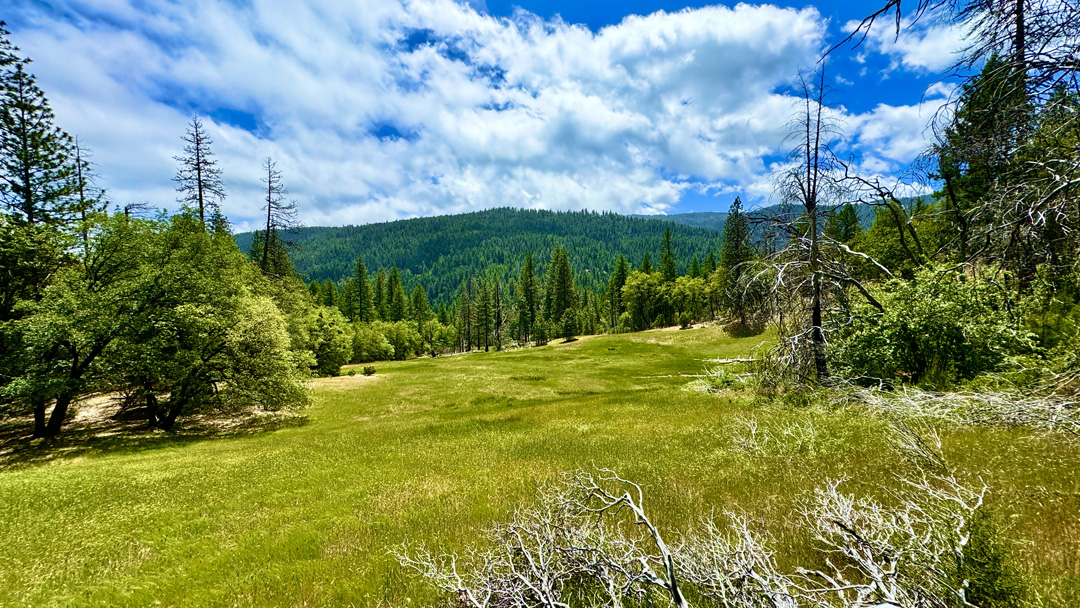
[0,406,308,471]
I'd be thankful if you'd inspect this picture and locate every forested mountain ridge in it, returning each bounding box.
[234,207,724,300]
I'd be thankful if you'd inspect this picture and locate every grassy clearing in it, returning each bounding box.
[0,326,1077,607]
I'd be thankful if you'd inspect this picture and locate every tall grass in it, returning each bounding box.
[0,327,1076,606]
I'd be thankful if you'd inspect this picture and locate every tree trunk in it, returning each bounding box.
[146,392,159,428]
[44,393,73,437]
[32,398,46,438]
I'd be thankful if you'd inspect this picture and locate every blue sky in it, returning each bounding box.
[7,0,968,228]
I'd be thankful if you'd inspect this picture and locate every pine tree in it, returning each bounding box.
[476,277,492,351]
[640,251,653,274]
[720,197,754,279]
[823,203,862,243]
[689,256,701,278]
[0,39,77,227]
[258,157,298,277]
[374,269,388,320]
[388,267,407,322]
[340,278,360,321]
[493,276,503,351]
[544,245,575,329]
[660,227,677,281]
[410,284,430,326]
[518,251,538,342]
[354,255,377,322]
[607,254,629,329]
[705,251,717,274]
[173,115,225,226]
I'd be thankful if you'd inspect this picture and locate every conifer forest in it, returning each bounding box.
[2,1,1080,606]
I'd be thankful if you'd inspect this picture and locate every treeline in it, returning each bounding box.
[0,26,353,438]
[310,199,765,362]
[235,208,724,301]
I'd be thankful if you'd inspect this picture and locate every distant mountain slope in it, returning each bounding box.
[235,208,724,301]
[631,211,727,233]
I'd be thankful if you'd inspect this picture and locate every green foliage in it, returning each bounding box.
[719,196,754,274]
[0,44,78,228]
[832,266,1035,386]
[621,270,663,331]
[823,203,862,243]
[660,227,677,282]
[362,365,376,376]
[352,322,394,363]
[309,306,353,377]
[234,208,722,302]
[544,245,576,329]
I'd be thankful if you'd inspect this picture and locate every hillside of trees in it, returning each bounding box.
[234,208,725,300]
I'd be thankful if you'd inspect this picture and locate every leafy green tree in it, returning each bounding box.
[621,270,662,331]
[309,306,353,377]
[352,322,394,362]
[173,115,225,227]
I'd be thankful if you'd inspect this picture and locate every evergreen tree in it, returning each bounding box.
[388,266,407,322]
[689,256,701,278]
[0,39,77,227]
[640,251,653,274]
[410,284,431,325]
[823,203,862,243]
[518,251,538,342]
[720,197,754,279]
[460,277,473,351]
[354,255,377,322]
[493,276,503,351]
[340,278,360,321]
[321,279,338,308]
[258,157,298,277]
[173,115,225,226]
[248,229,294,278]
[374,269,388,320]
[544,245,576,328]
[660,227,677,281]
[476,277,492,351]
[705,251,717,274]
[607,254,629,329]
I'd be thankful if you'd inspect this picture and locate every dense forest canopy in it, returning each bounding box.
[235,208,725,300]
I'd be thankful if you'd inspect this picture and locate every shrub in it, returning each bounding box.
[832,266,1034,387]
[352,322,394,363]
[679,312,693,329]
[362,366,376,376]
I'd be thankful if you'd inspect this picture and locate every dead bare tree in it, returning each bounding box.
[772,68,846,383]
[398,468,993,608]
[174,114,225,227]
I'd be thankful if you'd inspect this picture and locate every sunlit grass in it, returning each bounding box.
[0,326,1077,606]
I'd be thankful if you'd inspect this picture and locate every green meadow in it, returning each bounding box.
[1,326,1077,607]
